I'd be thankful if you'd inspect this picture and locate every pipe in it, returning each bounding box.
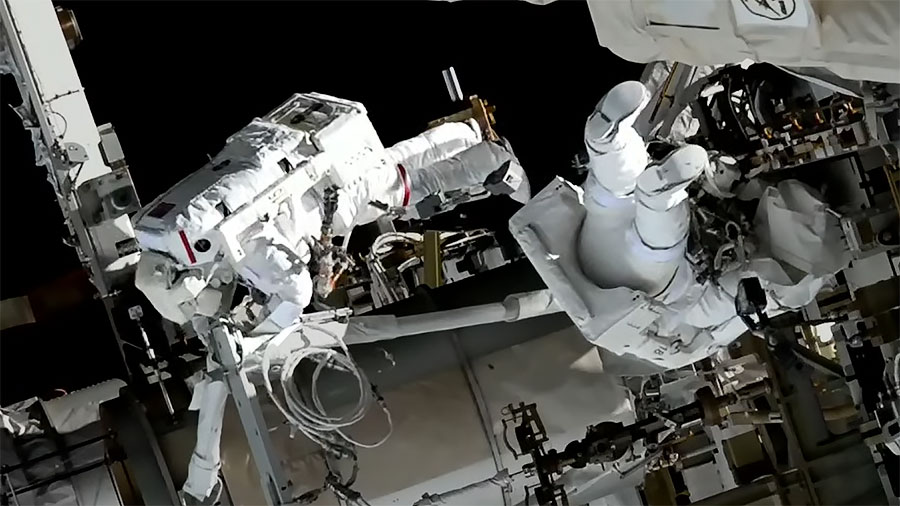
[729,410,784,425]
[342,289,560,345]
[414,469,513,506]
[790,342,844,378]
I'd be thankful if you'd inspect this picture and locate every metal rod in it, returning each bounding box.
[209,323,292,505]
[423,230,443,288]
[0,434,109,474]
[5,459,107,497]
[443,67,464,103]
[156,371,175,416]
[104,459,123,506]
[4,472,20,506]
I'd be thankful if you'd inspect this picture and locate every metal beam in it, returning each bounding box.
[423,230,443,288]
[208,323,293,506]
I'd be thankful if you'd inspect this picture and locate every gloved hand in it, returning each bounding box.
[135,251,223,325]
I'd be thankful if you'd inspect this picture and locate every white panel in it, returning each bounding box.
[682,461,726,501]
[221,367,495,506]
[4,0,106,183]
[72,467,121,506]
[221,326,639,504]
[845,252,894,292]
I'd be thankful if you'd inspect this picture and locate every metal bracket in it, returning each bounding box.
[63,141,88,163]
[75,167,141,226]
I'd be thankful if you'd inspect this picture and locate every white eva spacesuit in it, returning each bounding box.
[132,93,528,332]
[511,80,850,370]
[131,94,529,502]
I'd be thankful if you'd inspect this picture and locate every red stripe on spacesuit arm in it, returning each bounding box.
[397,163,411,207]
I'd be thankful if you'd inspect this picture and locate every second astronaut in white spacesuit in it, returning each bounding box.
[571,80,849,368]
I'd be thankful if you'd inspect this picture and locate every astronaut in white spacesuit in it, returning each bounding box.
[565,80,849,368]
[133,108,528,334]
[131,98,528,503]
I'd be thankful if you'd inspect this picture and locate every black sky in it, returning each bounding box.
[1,0,641,299]
[0,0,643,404]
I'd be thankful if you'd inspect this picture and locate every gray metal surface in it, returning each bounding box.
[313,262,574,407]
[100,391,180,505]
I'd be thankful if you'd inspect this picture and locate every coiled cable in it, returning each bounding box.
[261,322,392,455]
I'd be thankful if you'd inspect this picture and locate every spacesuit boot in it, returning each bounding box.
[582,81,651,200]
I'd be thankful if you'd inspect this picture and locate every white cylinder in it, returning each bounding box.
[343,290,559,345]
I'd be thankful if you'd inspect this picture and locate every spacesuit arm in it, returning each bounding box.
[678,259,838,346]
[385,119,482,172]
[236,232,314,326]
[135,250,221,325]
[330,124,525,235]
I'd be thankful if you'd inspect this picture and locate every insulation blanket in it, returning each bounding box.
[577,0,899,83]
[755,180,851,277]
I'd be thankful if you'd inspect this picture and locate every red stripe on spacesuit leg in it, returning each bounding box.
[397,163,411,207]
[179,230,197,264]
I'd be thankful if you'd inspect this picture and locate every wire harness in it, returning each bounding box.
[260,320,392,504]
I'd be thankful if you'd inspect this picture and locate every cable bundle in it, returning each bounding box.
[260,321,392,502]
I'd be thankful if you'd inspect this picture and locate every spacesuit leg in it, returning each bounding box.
[582,81,651,201]
[579,81,684,295]
[182,377,229,502]
[632,145,709,257]
[627,145,709,300]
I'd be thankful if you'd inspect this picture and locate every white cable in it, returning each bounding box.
[441,230,493,251]
[373,232,423,256]
[372,231,460,257]
[396,257,422,274]
[893,352,900,392]
[262,323,392,452]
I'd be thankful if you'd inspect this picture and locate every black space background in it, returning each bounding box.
[0,1,640,403]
